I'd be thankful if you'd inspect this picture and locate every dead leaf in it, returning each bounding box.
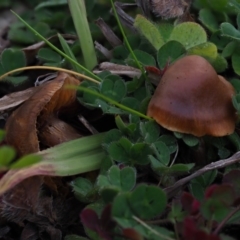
[0,176,43,224]
[0,175,81,240]
[0,86,37,112]
[39,115,82,148]
[39,73,80,122]
[20,223,38,240]
[5,72,80,156]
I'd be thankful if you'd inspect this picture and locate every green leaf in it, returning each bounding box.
[103,129,122,145]
[201,199,230,222]
[173,132,184,139]
[0,146,16,167]
[112,185,167,222]
[218,147,230,158]
[221,22,240,41]
[4,76,28,86]
[134,15,165,50]
[222,41,237,58]
[129,184,167,219]
[170,22,207,49]
[158,135,177,154]
[208,0,228,12]
[35,0,67,10]
[97,165,136,192]
[100,77,127,101]
[168,201,185,222]
[114,117,138,140]
[232,94,240,112]
[0,0,11,8]
[170,163,194,173]
[121,97,140,111]
[10,154,41,169]
[187,42,218,61]
[112,45,129,60]
[71,177,95,203]
[199,8,219,32]
[58,33,82,73]
[237,13,240,30]
[1,48,26,73]
[210,30,231,51]
[232,52,240,75]
[8,24,37,44]
[156,23,174,42]
[126,49,156,67]
[126,76,145,93]
[190,170,217,200]
[151,141,170,165]
[108,137,132,163]
[118,166,136,191]
[124,34,141,49]
[157,41,186,69]
[82,86,99,104]
[112,192,133,220]
[182,134,199,147]
[230,78,240,93]
[32,22,52,41]
[140,121,160,143]
[0,130,5,142]
[64,235,88,240]
[130,142,152,165]
[101,188,119,204]
[189,182,205,201]
[37,48,62,63]
[154,163,194,175]
[131,50,154,67]
[210,54,228,73]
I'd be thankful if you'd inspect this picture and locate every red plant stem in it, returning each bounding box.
[213,205,240,235]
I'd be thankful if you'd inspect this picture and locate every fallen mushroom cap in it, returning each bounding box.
[147,55,237,137]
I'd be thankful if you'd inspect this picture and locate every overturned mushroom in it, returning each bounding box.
[147,55,237,137]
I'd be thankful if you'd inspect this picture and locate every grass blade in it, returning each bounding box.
[11,10,101,82]
[68,0,98,70]
[58,33,84,73]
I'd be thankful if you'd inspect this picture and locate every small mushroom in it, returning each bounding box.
[147,55,237,137]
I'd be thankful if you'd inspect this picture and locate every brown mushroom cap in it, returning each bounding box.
[147,55,237,137]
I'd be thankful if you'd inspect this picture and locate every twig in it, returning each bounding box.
[77,115,99,134]
[165,151,240,199]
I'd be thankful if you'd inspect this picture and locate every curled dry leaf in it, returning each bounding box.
[39,73,80,121]
[5,72,80,156]
[39,115,82,148]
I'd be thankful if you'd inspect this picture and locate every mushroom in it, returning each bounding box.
[147,55,237,137]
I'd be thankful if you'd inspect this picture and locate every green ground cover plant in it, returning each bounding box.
[2,0,240,239]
